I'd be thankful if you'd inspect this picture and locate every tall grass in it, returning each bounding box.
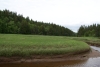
[0,34,90,57]
[69,37,100,45]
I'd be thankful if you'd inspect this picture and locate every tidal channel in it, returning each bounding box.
[0,46,100,67]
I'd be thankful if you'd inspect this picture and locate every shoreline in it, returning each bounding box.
[0,48,100,63]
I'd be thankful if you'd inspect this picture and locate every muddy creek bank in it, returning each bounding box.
[1,58,100,67]
[0,46,100,67]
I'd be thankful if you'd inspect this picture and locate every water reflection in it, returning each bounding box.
[90,46,100,52]
[60,45,100,67]
[1,58,100,67]
[0,46,100,67]
[0,60,88,67]
[61,57,100,67]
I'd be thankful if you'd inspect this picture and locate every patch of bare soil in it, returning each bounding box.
[0,48,100,63]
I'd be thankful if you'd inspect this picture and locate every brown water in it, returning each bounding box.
[0,60,87,67]
[0,46,100,67]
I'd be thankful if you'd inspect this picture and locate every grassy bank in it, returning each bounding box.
[69,37,100,46]
[0,34,90,57]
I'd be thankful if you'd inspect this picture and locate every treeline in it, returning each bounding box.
[77,24,100,37]
[0,9,75,36]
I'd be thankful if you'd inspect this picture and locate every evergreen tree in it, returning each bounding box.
[77,24,100,37]
[20,20,30,34]
[0,9,75,36]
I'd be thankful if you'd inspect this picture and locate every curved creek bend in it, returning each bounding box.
[0,46,100,67]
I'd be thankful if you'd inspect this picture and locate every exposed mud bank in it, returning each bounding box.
[0,47,99,63]
[0,41,99,63]
[1,46,100,67]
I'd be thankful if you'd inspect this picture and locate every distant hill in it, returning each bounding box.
[0,9,75,36]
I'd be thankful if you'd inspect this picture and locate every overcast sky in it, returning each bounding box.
[0,0,100,32]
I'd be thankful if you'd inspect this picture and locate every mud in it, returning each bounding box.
[0,46,100,67]
[0,47,100,63]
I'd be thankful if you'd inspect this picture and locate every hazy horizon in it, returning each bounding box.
[0,0,100,32]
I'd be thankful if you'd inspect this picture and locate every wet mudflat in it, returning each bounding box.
[90,46,100,52]
[1,57,100,67]
[0,46,100,67]
[61,57,100,67]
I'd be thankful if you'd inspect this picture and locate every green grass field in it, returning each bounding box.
[0,34,90,57]
[68,37,100,45]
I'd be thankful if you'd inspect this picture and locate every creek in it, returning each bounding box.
[0,46,100,67]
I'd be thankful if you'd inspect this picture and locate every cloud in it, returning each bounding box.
[0,0,100,32]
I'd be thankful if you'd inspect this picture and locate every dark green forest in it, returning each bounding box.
[77,24,100,37]
[0,9,75,36]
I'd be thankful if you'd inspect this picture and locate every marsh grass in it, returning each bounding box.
[69,37,100,45]
[0,34,90,57]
